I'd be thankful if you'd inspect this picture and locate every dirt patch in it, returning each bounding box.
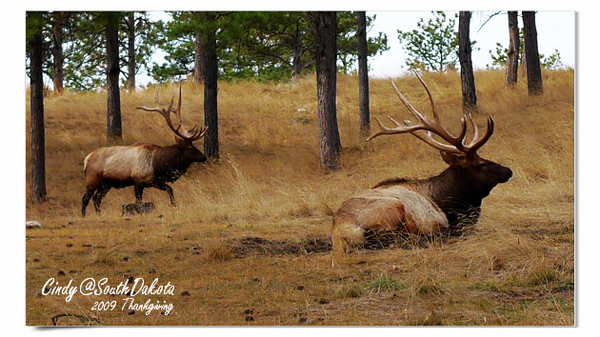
[226,232,465,259]
[362,230,466,251]
[231,236,332,258]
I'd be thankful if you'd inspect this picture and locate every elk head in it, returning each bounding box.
[368,72,513,198]
[136,86,208,163]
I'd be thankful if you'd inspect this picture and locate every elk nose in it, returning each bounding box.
[501,168,513,183]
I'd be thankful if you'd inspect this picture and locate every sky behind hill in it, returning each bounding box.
[366,11,575,77]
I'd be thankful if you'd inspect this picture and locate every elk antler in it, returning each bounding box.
[137,86,207,142]
[367,72,494,158]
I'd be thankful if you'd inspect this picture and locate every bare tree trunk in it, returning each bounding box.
[291,48,302,83]
[51,12,67,95]
[357,11,370,139]
[203,15,219,159]
[126,12,136,90]
[106,12,123,145]
[29,11,47,203]
[521,45,527,78]
[523,11,543,95]
[459,11,477,113]
[290,18,308,83]
[506,11,519,87]
[194,12,205,84]
[194,32,205,84]
[311,11,341,172]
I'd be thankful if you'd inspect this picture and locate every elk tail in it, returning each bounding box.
[331,216,365,255]
[83,153,93,174]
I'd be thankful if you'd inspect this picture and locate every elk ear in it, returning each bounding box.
[440,151,468,166]
[176,137,185,147]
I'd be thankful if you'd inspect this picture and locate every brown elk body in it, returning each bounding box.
[332,74,512,252]
[81,88,207,216]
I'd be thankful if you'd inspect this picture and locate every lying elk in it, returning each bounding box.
[332,74,513,252]
[81,88,208,217]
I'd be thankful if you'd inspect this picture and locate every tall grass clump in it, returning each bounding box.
[369,274,406,293]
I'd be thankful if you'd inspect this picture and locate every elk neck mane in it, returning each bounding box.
[150,144,197,181]
[427,166,484,205]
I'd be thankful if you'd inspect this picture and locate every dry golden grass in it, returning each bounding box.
[25,69,574,326]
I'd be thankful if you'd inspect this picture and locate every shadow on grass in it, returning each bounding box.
[231,236,332,258]
[228,230,468,259]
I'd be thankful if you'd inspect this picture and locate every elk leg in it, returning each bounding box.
[81,185,98,217]
[156,182,175,205]
[92,184,111,213]
[134,184,145,205]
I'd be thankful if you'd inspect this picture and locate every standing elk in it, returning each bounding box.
[81,88,208,217]
[332,74,512,252]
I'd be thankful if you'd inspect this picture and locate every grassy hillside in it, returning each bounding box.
[25,70,574,326]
